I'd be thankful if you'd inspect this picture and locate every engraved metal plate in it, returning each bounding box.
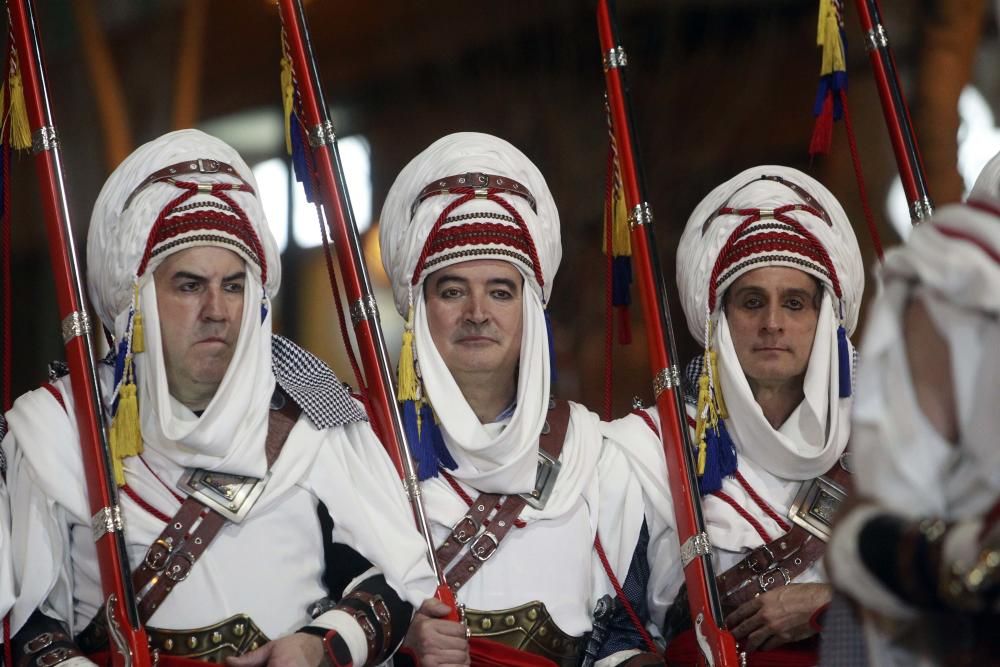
[788,475,847,541]
[92,505,125,541]
[178,469,271,523]
[680,531,712,567]
[520,448,561,510]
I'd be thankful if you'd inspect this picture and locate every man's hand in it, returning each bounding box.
[404,598,470,667]
[725,583,832,652]
[226,633,325,667]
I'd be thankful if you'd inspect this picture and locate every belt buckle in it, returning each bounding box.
[747,544,775,574]
[144,538,174,572]
[196,159,221,173]
[37,648,71,667]
[451,516,479,545]
[757,567,791,593]
[25,633,54,654]
[164,551,195,583]
[471,531,499,561]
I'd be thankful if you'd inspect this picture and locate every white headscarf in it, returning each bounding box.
[379,132,561,494]
[87,129,281,478]
[676,166,864,479]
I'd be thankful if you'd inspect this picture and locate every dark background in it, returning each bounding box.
[3,0,995,417]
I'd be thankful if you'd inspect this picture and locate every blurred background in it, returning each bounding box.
[3,0,998,417]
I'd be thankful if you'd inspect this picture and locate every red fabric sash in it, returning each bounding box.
[88,651,209,667]
[664,630,818,667]
[470,637,559,667]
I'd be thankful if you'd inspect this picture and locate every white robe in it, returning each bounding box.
[420,401,676,646]
[1,367,437,663]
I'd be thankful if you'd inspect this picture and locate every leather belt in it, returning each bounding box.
[146,613,269,664]
[435,399,571,592]
[411,172,537,217]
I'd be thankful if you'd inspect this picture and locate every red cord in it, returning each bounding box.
[4,614,13,667]
[840,89,885,261]
[711,489,774,544]
[121,485,173,524]
[734,472,791,533]
[593,534,658,653]
[138,456,185,503]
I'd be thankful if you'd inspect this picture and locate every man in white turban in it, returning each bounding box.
[1,130,436,667]
[653,167,864,665]
[821,153,1000,665]
[379,132,676,667]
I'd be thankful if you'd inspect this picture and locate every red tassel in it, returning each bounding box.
[809,94,834,157]
[616,306,632,345]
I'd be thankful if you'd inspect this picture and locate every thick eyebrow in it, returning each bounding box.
[487,277,519,292]
[731,285,817,300]
[430,273,469,289]
[169,270,246,283]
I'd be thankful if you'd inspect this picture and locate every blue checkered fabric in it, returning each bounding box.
[817,594,870,666]
[596,520,654,658]
[683,357,702,407]
[271,335,368,428]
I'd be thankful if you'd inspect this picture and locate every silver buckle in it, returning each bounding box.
[178,469,271,524]
[451,516,479,545]
[757,567,791,592]
[747,544,776,574]
[470,532,499,561]
[163,551,195,583]
[789,474,847,541]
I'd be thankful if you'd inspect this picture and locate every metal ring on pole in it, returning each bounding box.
[909,197,934,224]
[31,125,59,154]
[61,310,91,343]
[349,295,380,326]
[308,121,337,148]
[680,532,713,568]
[864,23,889,52]
[603,46,627,71]
[652,365,681,399]
[91,506,125,541]
[628,202,653,229]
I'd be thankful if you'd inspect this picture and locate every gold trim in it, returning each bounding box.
[146,614,270,664]
[464,601,583,667]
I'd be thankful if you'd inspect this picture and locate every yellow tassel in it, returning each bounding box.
[9,65,32,151]
[280,55,295,156]
[817,0,846,76]
[397,307,420,402]
[696,439,707,476]
[695,374,710,445]
[108,381,143,485]
[132,311,145,353]
[709,350,728,419]
[611,180,630,257]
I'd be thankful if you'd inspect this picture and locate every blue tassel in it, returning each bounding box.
[403,400,435,480]
[289,118,316,204]
[837,324,851,398]
[544,309,558,386]
[611,256,632,307]
[716,419,738,479]
[110,337,130,414]
[426,407,457,472]
[699,420,738,496]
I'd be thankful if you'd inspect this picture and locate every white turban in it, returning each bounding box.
[88,129,281,333]
[379,132,561,312]
[676,166,864,482]
[676,166,863,345]
[377,132,560,494]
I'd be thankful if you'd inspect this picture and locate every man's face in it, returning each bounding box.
[724,266,821,390]
[153,246,246,410]
[425,259,524,385]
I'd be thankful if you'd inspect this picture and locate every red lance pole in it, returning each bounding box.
[596,2,739,665]
[276,0,458,616]
[5,2,151,666]
[854,0,933,225]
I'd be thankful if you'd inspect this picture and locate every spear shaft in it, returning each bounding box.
[5,2,150,666]
[596,2,739,665]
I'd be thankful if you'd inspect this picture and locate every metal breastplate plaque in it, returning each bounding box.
[178,469,271,523]
[464,601,583,667]
[788,453,851,541]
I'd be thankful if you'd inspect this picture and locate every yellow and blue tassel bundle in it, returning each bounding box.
[809,0,848,157]
[694,323,737,495]
[280,46,316,204]
[604,120,632,345]
[108,286,146,485]
[397,304,456,480]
